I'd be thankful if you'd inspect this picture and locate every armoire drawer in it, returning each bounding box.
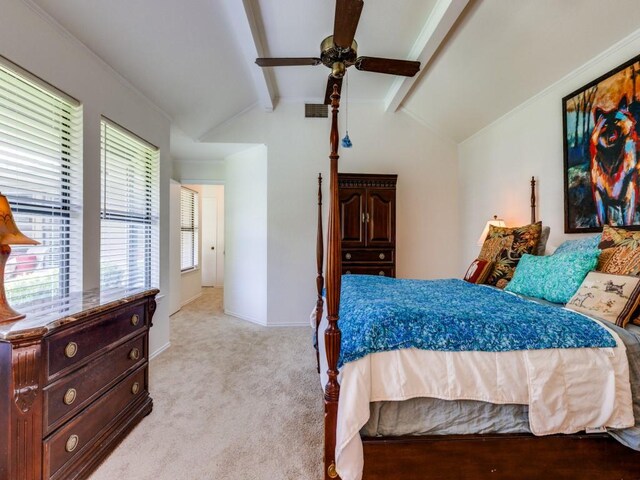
[43,365,148,479]
[343,249,394,263]
[343,266,395,277]
[45,302,146,381]
[43,333,147,435]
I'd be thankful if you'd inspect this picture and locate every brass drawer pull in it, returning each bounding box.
[129,348,140,361]
[379,271,385,276]
[65,434,79,453]
[131,382,140,395]
[379,253,385,260]
[63,388,77,406]
[345,253,352,260]
[345,270,351,275]
[64,342,78,359]
[131,313,140,326]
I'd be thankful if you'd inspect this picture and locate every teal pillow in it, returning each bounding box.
[554,235,601,255]
[505,250,599,304]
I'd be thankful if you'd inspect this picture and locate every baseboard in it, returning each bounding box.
[224,309,267,326]
[267,321,310,327]
[181,291,202,307]
[149,342,171,360]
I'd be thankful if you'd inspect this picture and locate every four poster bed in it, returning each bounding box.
[314,85,640,480]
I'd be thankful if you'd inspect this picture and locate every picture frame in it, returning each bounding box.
[563,53,640,233]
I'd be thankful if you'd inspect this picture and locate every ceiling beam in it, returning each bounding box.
[227,0,276,112]
[384,0,470,113]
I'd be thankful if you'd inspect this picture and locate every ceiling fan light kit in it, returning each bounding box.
[255,0,421,105]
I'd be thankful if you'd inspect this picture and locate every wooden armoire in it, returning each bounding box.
[338,173,397,277]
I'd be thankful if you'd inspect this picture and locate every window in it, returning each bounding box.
[180,187,198,271]
[100,119,159,292]
[0,58,82,307]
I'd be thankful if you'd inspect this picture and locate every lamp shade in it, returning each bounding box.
[0,194,39,245]
[477,215,506,246]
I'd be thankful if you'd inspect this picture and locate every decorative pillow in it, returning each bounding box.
[536,226,551,256]
[463,259,493,284]
[478,222,542,288]
[566,271,640,327]
[505,250,599,304]
[597,225,640,275]
[554,235,601,255]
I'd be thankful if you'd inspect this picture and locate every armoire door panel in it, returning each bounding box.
[339,188,365,247]
[367,190,395,246]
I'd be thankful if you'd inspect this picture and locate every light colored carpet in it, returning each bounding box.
[90,288,323,480]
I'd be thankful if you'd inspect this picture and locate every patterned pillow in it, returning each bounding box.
[597,225,640,276]
[505,250,599,304]
[554,235,601,255]
[478,222,542,288]
[566,271,640,327]
[463,259,493,284]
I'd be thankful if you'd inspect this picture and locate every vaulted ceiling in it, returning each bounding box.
[28,0,640,159]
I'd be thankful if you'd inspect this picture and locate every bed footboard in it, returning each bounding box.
[362,433,640,480]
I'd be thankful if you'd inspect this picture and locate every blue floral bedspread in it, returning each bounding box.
[338,275,616,367]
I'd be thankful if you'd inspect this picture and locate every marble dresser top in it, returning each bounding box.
[0,287,160,341]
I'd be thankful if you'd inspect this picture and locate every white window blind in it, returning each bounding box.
[180,187,198,271]
[100,119,159,292]
[0,58,82,308]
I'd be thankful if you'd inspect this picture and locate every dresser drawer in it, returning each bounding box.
[43,365,148,478]
[45,302,146,381]
[43,333,147,435]
[343,266,395,277]
[343,249,393,263]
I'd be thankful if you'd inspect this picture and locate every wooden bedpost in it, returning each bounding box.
[316,173,324,374]
[531,176,536,224]
[324,84,342,480]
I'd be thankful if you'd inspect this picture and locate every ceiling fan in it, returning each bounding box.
[255,0,421,104]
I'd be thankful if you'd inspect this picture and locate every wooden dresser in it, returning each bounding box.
[338,173,397,277]
[0,288,159,480]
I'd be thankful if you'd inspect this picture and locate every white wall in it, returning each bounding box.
[224,146,267,325]
[206,102,460,326]
[174,160,225,184]
[201,185,225,288]
[168,179,182,315]
[458,30,640,271]
[0,0,172,356]
[180,184,203,306]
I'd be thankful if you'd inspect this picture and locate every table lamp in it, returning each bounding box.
[477,215,506,246]
[0,193,39,323]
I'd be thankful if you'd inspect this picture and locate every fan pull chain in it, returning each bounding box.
[341,71,352,148]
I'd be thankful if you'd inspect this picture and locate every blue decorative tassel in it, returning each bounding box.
[341,131,352,148]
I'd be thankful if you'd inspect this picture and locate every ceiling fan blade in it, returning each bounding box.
[355,56,420,77]
[333,0,364,50]
[255,57,322,67]
[324,76,343,105]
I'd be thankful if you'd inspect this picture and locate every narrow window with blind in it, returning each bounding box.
[0,58,82,308]
[180,187,198,271]
[100,119,159,292]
